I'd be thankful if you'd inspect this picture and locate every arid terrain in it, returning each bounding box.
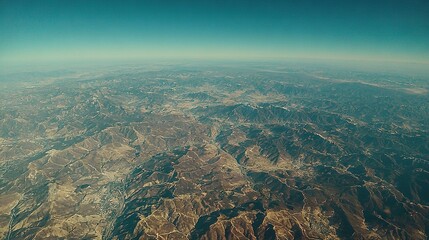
[0,63,428,239]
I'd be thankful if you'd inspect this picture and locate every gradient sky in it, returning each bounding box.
[1,0,429,64]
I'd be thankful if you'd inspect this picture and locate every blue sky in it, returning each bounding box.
[1,0,429,64]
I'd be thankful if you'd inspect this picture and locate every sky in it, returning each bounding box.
[1,0,429,65]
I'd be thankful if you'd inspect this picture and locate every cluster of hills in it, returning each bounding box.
[0,64,428,239]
